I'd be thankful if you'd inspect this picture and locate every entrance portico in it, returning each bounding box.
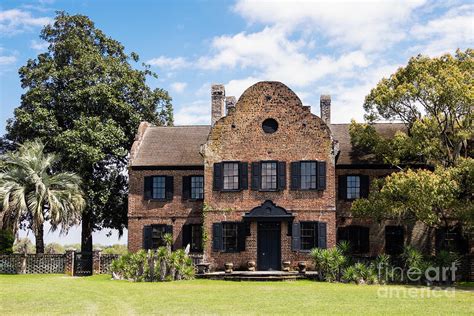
[243,200,294,271]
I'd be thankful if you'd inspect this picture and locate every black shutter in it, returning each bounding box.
[291,222,301,251]
[237,223,246,251]
[290,162,301,190]
[212,223,223,251]
[182,224,191,248]
[360,226,370,253]
[143,225,152,249]
[144,176,153,200]
[360,175,370,198]
[244,222,251,236]
[182,176,191,200]
[317,161,327,190]
[165,176,174,200]
[239,162,248,190]
[213,163,223,191]
[165,225,173,235]
[278,161,286,190]
[318,222,327,249]
[251,162,261,190]
[338,175,347,200]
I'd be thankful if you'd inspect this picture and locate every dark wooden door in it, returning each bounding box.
[257,222,281,271]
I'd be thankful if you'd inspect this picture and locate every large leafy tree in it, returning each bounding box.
[351,49,473,168]
[4,12,173,252]
[350,49,473,231]
[0,141,85,253]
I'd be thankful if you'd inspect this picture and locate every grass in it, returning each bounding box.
[0,274,473,315]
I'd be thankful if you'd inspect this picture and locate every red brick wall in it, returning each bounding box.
[335,168,436,256]
[201,82,337,270]
[127,168,204,252]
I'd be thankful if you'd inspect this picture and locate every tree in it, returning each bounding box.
[4,12,173,252]
[352,49,473,168]
[351,49,473,231]
[0,140,85,253]
[351,158,474,231]
[13,238,35,254]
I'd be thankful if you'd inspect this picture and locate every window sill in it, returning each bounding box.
[146,198,169,202]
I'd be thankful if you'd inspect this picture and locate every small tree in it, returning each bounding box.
[0,140,85,253]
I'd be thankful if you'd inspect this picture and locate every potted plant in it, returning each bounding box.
[298,261,307,273]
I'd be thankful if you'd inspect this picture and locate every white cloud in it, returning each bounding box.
[147,56,190,69]
[199,26,370,87]
[224,76,263,99]
[30,39,49,51]
[174,100,211,125]
[410,4,474,56]
[0,9,52,35]
[170,81,187,93]
[233,0,427,52]
[0,55,16,65]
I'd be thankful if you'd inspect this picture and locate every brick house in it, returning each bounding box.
[128,81,471,272]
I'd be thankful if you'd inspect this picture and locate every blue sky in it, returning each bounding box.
[0,0,473,245]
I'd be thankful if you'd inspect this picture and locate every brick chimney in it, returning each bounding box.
[320,95,331,125]
[225,96,236,115]
[211,84,225,126]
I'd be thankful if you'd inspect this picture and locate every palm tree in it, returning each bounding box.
[0,140,85,253]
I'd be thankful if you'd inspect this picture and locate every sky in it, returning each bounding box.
[0,0,473,246]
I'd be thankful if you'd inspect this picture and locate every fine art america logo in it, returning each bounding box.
[377,262,458,298]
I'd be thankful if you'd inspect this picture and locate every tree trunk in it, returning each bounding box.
[35,223,45,254]
[81,210,93,253]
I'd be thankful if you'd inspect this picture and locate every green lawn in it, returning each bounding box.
[0,274,472,315]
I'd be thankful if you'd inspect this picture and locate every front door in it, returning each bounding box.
[257,222,281,271]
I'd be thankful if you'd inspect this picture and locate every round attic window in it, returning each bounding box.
[262,118,278,134]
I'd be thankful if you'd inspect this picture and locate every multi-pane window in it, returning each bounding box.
[261,162,277,190]
[191,176,204,200]
[346,176,360,199]
[152,176,166,199]
[223,162,239,190]
[151,225,168,249]
[338,226,369,253]
[301,162,317,190]
[223,223,238,252]
[190,224,203,252]
[300,222,318,250]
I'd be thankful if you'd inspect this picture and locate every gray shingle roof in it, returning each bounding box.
[130,125,211,167]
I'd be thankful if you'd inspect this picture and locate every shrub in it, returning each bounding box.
[110,234,194,282]
[311,243,349,282]
[0,229,14,254]
[401,245,429,283]
[342,262,378,285]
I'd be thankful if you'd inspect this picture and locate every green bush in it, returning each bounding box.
[110,234,195,282]
[0,229,14,254]
[311,243,349,282]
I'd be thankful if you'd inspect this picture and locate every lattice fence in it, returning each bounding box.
[0,255,22,274]
[100,254,120,274]
[25,254,65,274]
